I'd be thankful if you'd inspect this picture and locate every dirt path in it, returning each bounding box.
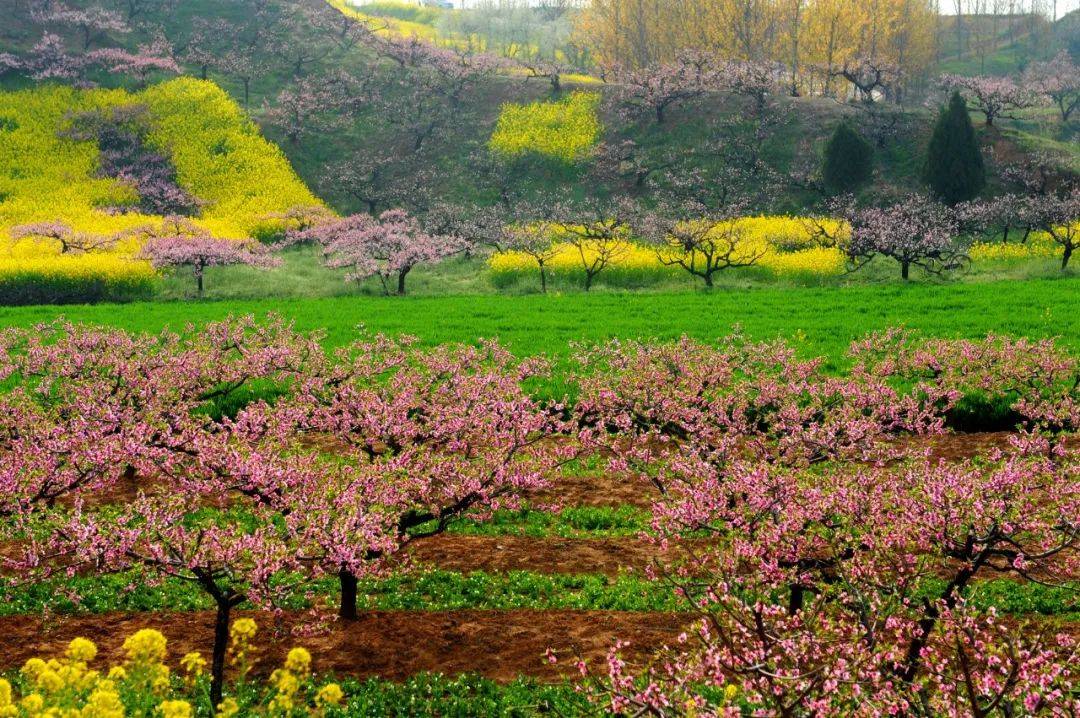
[408,534,705,576]
[0,609,691,682]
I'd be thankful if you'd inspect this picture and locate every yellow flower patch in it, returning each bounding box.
[0,78,321,300]
[489,92,602,163]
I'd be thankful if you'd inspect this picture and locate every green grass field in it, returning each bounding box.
[3,276,1076,371]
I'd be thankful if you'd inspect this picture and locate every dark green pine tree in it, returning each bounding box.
[822,123,874,194]
[923,91,985,205]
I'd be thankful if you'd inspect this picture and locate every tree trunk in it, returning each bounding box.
[656,105,665,124]
[788,584,805,614]
[210,598,232,708]
[901,260,910,280]
[539,263,547,293]
[703,272,714,288]
[339,568,358,620]
[1062,243,1073,270]
[397,266,411,295]
[584,271,593,291]
[195,266,204,296]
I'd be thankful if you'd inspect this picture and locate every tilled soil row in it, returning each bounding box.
[406,534,1078,582]
[0,609,691,683]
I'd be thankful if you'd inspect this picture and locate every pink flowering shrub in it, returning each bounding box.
[851,328,1080,435]
[2,318,1077,715]
[573,331,954,474]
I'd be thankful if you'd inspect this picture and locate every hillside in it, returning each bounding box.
[3,0,1074,220]
[0,77,321,301]
[937,10,1079,76]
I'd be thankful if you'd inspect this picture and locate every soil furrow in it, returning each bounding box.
[0,609,692,683]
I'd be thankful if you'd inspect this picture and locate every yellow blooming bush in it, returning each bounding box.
[969,233,1063,263]
[0,79,321,303]
[489,215,849,288]
[1,626,345,718]
[489,92,602,163]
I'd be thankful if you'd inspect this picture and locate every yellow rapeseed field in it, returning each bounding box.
[489,92,602,163]
[0,78,321,300]
[489,216,850,287]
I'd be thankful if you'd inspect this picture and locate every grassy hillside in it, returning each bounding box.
[0,77,321,302]
[4,0,1073,220]
[0,78,320,239]
[937,10,1078,76]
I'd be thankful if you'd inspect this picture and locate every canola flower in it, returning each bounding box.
[3,628,346,717]
[489,92,602,163]
[490,215,849,287]
[969,233,1063,262]
[0,79,321,302]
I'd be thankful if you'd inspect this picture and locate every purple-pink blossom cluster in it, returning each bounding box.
[138,217,281,295]
[288,209,464,294]
[1,318,1076,711]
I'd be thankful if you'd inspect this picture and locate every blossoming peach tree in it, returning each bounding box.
[289,209,464,295]
[138,217,281,296]
[565,332,1079,715]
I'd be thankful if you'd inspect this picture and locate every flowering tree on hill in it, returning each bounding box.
[86,37,179,88]
[939,74,1042,126]
[500,202,564,293]
[1025,51,1080,123]
[635,200,768,287]
[22,33,84,81]
[138,218,280,296]
[829,55,902,102]
[265,72,364,145]
[550,197,638,291]
[610,50,718,124]
[1023,189,1080,270]
[32,2,130,50]
[10,221,117,254]
[290,209,461,295]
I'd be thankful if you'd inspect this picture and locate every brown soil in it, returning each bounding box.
[891,431,1028,462]
[0,609,691,682]
[408,535,704,576]
[532,472,662,508]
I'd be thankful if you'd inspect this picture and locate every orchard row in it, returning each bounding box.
[0,318,1077,714]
